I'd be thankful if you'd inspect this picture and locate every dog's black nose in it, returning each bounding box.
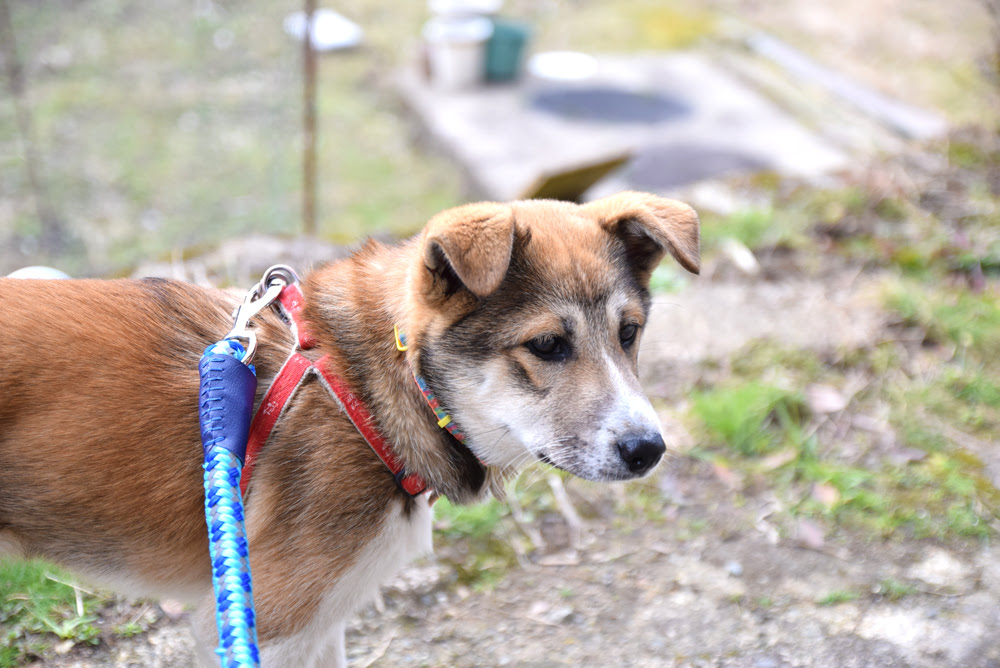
[617,433,666,475]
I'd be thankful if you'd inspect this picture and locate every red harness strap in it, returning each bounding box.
[238,285,429,498]
[275,283,316,349]
[313,356,428,497]
[239,352,312,496]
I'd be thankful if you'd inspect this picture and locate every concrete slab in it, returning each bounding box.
[396,52,850,201]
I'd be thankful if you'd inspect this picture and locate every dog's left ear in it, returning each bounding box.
[420,202,515,299]
[585,191,701,279]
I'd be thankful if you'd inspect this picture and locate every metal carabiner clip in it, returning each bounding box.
[223,265,301,364]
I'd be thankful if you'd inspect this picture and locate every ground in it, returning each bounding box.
[2,0,999,667]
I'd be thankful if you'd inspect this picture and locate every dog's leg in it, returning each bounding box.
[252,618,345,667]
[192,595,346,667]
[190,593,223,668]
[0,532,25,558]
[321,621,346,668]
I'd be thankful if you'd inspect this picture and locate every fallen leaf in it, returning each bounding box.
[760,449,798,471]
[712,462,743,490]
[796,518,826,550]
[811,483,841,509]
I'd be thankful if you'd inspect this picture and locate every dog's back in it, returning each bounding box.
[0,278,231,596]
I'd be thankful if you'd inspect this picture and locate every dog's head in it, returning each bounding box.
[407,191,699,483]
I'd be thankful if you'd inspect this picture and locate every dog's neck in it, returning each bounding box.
[295,241,496,504]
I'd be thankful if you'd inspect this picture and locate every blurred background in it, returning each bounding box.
[2,0,1000,666]
[2,0,994,279]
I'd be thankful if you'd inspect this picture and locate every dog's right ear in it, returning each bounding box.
[419,202,515,300]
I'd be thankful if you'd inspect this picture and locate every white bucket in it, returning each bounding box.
[422,16,494,90]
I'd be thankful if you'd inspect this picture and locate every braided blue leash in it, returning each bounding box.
[199,339,260,668]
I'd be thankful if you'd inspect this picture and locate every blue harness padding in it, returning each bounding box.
[198,340,261,668]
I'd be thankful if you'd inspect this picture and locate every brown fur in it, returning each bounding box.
[0,191,698,659]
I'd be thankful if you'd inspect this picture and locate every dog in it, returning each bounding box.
[0,191,699,666]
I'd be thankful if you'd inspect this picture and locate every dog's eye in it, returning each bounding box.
[620,323,640,348]
[526,335,571,361]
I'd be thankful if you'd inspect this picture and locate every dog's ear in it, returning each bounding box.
[420,202,515,299]
[585,191,700,279]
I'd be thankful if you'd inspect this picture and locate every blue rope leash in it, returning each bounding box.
[199,339,260,668]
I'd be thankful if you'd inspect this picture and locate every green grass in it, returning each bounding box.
[533,1,717,53]
[817,590,859,606]
[886,284,1000,359]
[691,382,807,457]
[435,497,509,540]
[700,209,777,251]
[875,578,917,601]
[687,328,1000,541]
[0,559,106,667]
[433,491,531,591]
[112,621,147,639]
[682,153,1000,541]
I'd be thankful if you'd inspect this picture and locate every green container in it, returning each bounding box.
[484,18,531,82]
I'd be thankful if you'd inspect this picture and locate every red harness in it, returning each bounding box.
[238,284,429,498]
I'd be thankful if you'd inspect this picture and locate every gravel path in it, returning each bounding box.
[48,457,1000,667]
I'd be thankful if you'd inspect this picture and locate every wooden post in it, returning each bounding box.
[984,0,1000,77]
[302,0,318,238]
[0,0,64,252]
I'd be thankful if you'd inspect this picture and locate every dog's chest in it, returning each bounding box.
[290,496,433,649]
[331,495,435,610]
[260,495,434,664]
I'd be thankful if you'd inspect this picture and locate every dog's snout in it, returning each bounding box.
[617,433,665,475]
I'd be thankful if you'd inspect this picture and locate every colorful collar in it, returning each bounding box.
[393,326,468,446]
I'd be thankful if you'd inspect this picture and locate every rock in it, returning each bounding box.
[546,605,575,625]
[906,549,973,590]
[158,598,188,620]
[53,639,75,655]
[805,384,848,414]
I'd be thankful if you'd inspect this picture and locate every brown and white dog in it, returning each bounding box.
[0,191,699,666]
